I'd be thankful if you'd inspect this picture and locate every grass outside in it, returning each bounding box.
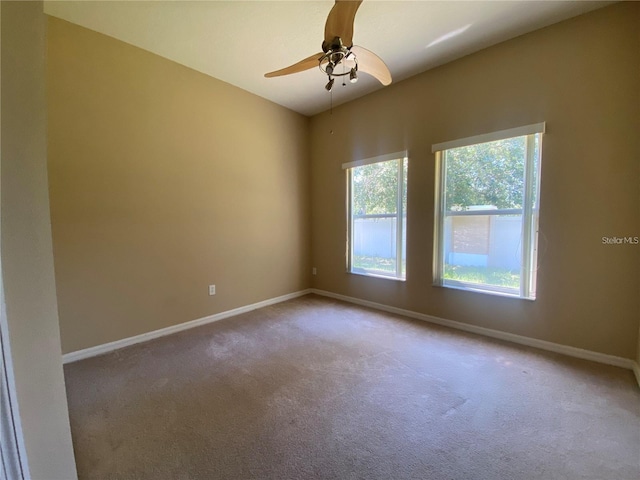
[353,255,405,275]
[353,256,519,288]
[444,264,520,288]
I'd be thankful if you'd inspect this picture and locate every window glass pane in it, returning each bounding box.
[436,133,541,298]
[445,136,526,211]
[443,213,521,292]
[352,161,398,215]
[350,158,406,279]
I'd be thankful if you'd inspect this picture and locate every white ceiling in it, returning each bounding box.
[44,0,612,117]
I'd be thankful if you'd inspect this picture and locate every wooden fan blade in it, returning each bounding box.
[324,0,363,48]
[264,52,325,78]
[351,45,392,86]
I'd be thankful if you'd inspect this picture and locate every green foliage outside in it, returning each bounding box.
[353,257,518,287]
[352,159,407,215]
[351,137,537,215]
[444,137,534,210]
[444,264,520,288]
[353,255,405,275]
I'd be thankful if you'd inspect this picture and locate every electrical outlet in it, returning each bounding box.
[208,285,216,296]
[312,267,317,275]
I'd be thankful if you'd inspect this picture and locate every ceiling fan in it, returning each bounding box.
[264,0,392,91]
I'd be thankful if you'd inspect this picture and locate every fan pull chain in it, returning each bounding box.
[330,88,333,134]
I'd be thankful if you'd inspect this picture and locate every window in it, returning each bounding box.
[433,123,544,299]
[343,152,408,280]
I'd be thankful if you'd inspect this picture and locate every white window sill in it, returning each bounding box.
[434,281,535,301]
[348,270,406,282]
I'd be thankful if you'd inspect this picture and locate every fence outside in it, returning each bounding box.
[353,215,406,260]
[353,213,522,272]
[444,214,522,271]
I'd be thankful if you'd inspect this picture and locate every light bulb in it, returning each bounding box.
[349,68,358,83]
[325,78,334,91]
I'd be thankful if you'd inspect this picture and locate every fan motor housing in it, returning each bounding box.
[322,36,347,53]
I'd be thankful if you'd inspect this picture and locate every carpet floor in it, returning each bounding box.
[64,294,640,479]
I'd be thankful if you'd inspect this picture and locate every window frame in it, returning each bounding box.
[343,151,408,281]
[432,123,545,299]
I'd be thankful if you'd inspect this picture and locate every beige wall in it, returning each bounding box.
[1,2,77,478]
[49,4,639,361]
[310,3,640,359]
[47,18,311,354]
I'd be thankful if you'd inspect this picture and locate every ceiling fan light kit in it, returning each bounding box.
[264,0,391,92]
[319,38,359,91]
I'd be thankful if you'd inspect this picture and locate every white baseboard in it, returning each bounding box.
[63,287,640,390]
[633,361,640,388]
[311,289,638,380]
[62,289,312,364]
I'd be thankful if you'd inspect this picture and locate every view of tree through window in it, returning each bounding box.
[352,160,407,215]
[445,137,527,210]
[347,156,407,279]
[434,126,543,299]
